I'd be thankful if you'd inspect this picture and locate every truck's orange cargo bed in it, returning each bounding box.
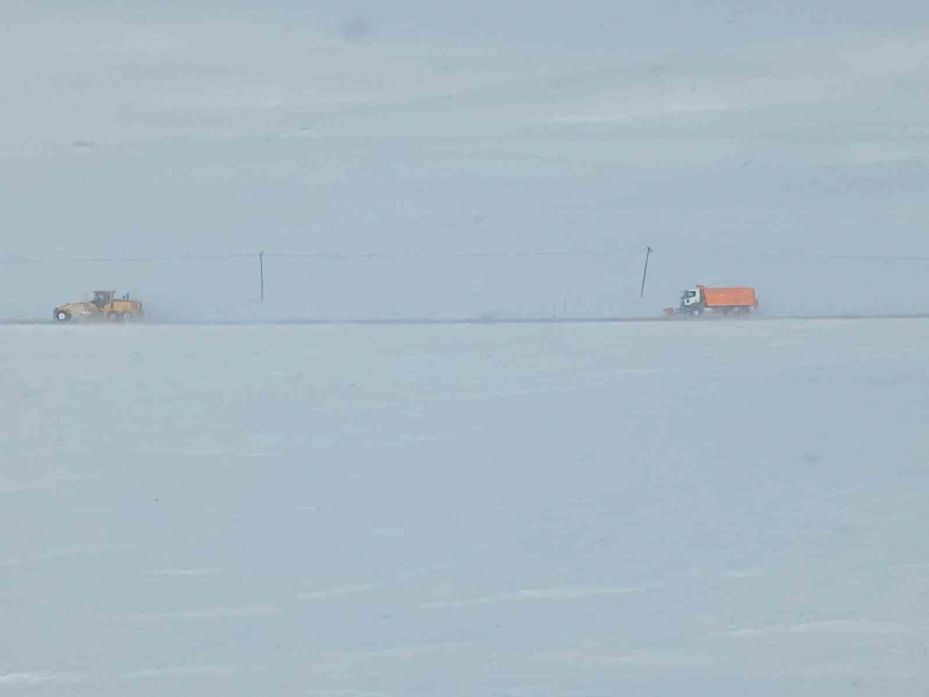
[700,286,757,307]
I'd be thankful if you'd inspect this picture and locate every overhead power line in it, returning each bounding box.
[0,253,254,264]
[263,251,606,259]
[2,249,928,265]
[2,249,928,279]
[760,252,929,262]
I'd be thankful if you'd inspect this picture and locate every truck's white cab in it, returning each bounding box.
[680,288,702,311]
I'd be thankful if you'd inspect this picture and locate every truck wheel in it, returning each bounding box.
[55,310,70,322]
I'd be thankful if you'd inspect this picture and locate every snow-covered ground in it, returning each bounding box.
[2,320,928,695]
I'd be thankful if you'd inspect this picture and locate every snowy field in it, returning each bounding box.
[2,319,928,696]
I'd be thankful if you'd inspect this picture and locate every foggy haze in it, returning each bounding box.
[5,5,929,695]
[2,2,929,319]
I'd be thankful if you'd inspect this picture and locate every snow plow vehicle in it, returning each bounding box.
[54,290,143,322]
[664,285,758,317]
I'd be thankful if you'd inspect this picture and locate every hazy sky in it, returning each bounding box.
[2,2,929,318]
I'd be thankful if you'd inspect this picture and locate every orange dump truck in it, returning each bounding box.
[672,285,759,316]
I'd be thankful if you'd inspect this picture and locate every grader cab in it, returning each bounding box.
[54,290,143,322]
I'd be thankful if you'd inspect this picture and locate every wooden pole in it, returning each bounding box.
[640,246,653,298]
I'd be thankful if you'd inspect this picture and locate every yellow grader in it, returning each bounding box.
[54,290,143,322]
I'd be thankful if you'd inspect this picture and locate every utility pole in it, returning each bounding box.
[640,246,653,298]
[259,250,265,302]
